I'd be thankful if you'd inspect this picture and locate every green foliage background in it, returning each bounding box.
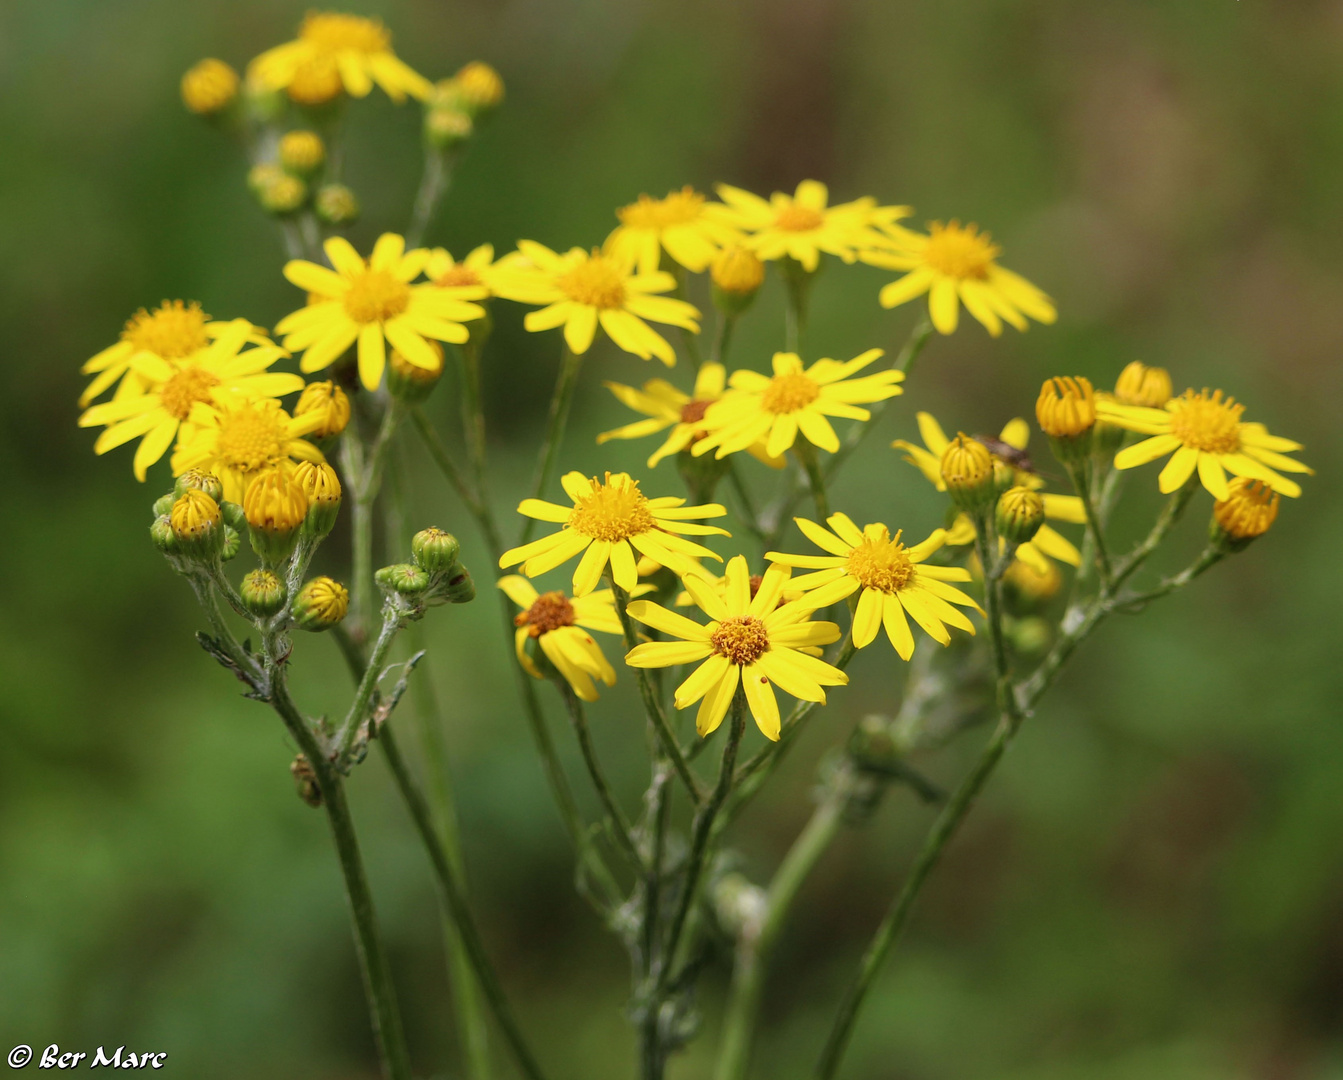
[1,0,1339,1077]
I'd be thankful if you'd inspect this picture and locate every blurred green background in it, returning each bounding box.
[1,0,1340,1077]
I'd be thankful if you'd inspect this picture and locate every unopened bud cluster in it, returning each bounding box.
[425,62,504,149]
[375,527,475,615]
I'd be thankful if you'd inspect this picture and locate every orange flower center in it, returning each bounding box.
[845,528,914,593]
[680,399,711,424]
[437,263,482,288]
[159,365,221,420]
[122,300,210,359]
[299,12,391,53]
[567,475,656,541]
[618,187,705,230]
[557,254,627,309]
[775,204,824,232]
[711,616,770,665]
[344,269,411,324]
[762,372,820,414]
[1168,389,1243,454]
[517,591,576,636]
[921,221,999,280]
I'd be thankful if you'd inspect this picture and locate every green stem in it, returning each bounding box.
[794,441,830,520]
[520,346,583,544]
[726,461,767,543]
[780,258,815,355]
[711,311,737,367]
[558,682,644,870]
[406,147,457,249]
[1115,545,1225,610]
[336,607,401,760]
[716,776,848,1080]
[1065,459,1113,586]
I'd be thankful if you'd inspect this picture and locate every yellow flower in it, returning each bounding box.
[247,12,432,104]
[78,319,300,481]
[713,180,884,271]
[692,350,903,461]
[491,242,700,365]
[181,59,239,115]
[1213,478,1279,541]
[424,244,506,297]
[1112,361,1172,408]
[863,220,1056,336]
[449,61,505,112]
[624,556,847,740]
[499,576,626,701]
[1036,376,1096,439]
[276,234,485,391]
[605,187,743,275]
[893,413,1087,575]
[79,300,269,408]
[672,562,807,623]
[1097,388,1312,499]
[499,471,728,596]
[294,576,349,630]
[767,514,979,659]
[171,397,326,503]
[293,380,350,439]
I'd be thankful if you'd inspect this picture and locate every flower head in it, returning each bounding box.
[277,234,485,391]
[499,576,627,701]
[448,61,505,113]
[1036,376,1096,439]
[78,319,299,481]
[293,380,350,439]
[181,59,239,115]
[711,246,766,304]
[1113,361,1172,408]
[605,187,743,275]
[171,397,326,503]
[491,242,700,365]
[939,433,995,508]
[499,471,728,596]
[624,557,847,740]
[692,350,902,461]
[294,576,349,631]
[278,130,326,174]
[863,219,1056,336]
[247,12,432,104]
[1098,388,1312,499]
[1213,478,1279,542]
[713,181,887,271]
[425,244,505,297]
[768,515,979,659]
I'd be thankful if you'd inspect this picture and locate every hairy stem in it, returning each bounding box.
[559,681,644,870]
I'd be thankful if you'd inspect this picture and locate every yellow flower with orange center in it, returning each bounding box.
[78,319,300,481]
[767,514,980,659]
[862,219,1056,336]
[499,471,728,596]
[692,350,902,461]
[171,397,326,503]
[1098,388,1312,499]
[276,234,485,391]
[491,242,700,365]
[247,12,432,104]
[605,186,743,275]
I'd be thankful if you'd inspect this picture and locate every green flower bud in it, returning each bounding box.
[995,486,1045,544]
[221,500,247,532]
[293,461,343,540]
[150,515,179,555]
[411,527,460,573]
[241,569,287,618]
[293,576,349,631]
[175,468,224,503]
[257,172,308,216]
[314,183,360,226]
[376,563,431,596]
[152,493,176,518]
[278,130,325,177]
[991,458,1016,498]
[169,489,223,558]
[244,469,308,565]
[1008,616,1051,655]
[221,525,241,562]
[438,566,476,604]
[425,106,473,149]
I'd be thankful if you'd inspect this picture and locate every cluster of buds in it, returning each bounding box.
[150,470,240,569]
[374,527,475,619]
[424,61,504,150]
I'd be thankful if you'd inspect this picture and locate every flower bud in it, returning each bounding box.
[1002,557,1061,609]
[243,468,309,564]
[221,525,241,561]
[150,515,179,555]
[1113,361,1172,408]
[181,59,239,116]
[170,489,223,558]
[940,433,996,511]
[314,184,360,226]
[220,500,247,532]
[1036,376,1096,461]
[1211,478,1279,551]
[294,380,350,439]
[991,457,1016,497]
[286,56,343,107]
[711,246,766,314]
[388,341,444,402]
[293,461,343,539]
[175,468,224,504]
[1009,616,1051,654]
[278,130,326,177]
[293,576,349,631]
[247,162,285,195]
[411,527,460,573]
[241,568,287,618]
[152,493,176,518]
[256,172,308,216]
[450,61,505,113]
[438,566,476,604]
[425,106,473,149]
[995,486,1045,544]
[376,562,431,596]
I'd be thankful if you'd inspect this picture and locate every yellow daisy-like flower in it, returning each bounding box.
[78,320,300,482]
[693,350,903,461]
[499,471,729,597]
[491,242,700,366]
[893,412,1087,574]
[604,186,743,276]
[672,562,807,623]
[424,244,507,297]
[862,220,1056,336]
[1097,389,1312,500]
[713,180,885,271]
[767,514,980,659]
[79,300,269,408]
[247,12,432,104]
[171,397,326,503]
[624,556,847,740]
[276,234,486,391]
[498,576,628,702]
